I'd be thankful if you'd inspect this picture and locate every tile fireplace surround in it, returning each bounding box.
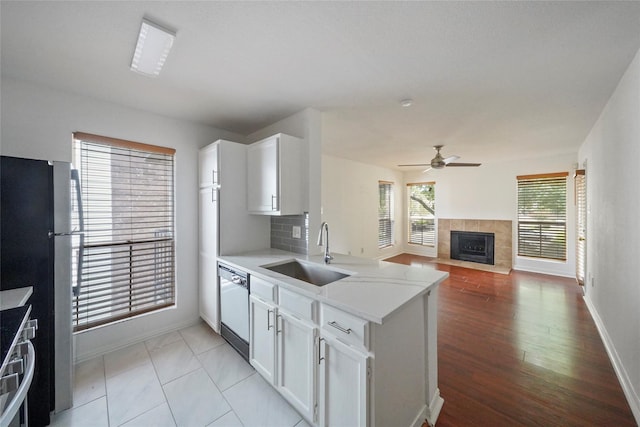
[438,219,513,271]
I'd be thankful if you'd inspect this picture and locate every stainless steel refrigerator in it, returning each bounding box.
[1,156,76,425]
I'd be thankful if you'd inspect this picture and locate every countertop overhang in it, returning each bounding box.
[219,249,449,324]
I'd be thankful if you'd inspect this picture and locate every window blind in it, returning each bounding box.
[378,181,393,248]
[517,172,568,261]
[72,132,176,332]
[575,170,586,285]
[407,182,435,246]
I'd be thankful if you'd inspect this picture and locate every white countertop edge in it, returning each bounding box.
[0,286,34,311]
[218,249,449,324]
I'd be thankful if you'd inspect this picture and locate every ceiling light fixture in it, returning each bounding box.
[400,99,413,107]
[130,18,176,77]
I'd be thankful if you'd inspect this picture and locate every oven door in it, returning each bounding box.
[1,341,35,427]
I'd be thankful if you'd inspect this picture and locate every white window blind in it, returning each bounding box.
[408,182,435,246]
[378,181,393,248]
[517,172,568,261]
[72,132,176,332]
[575,169,586,285]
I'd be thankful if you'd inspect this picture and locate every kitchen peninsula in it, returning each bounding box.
[219,249,449,427]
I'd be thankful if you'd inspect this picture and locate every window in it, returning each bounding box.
[575,169,586,285]
[517,172,568,260]
[72,132,176,332]
[378,181,393,248]
[408,182,435,246]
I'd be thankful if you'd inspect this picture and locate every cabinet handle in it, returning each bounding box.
[211,188,217,202]
[318,337,325,364]
[328,321,352,335]
[276,314,283,334]
[271,194,277,211]
[212,170,218,186]
[267,309,273,330]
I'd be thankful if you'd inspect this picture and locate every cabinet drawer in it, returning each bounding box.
[278,287,316,322]
[320,304,369,351]
[251,276,276,303]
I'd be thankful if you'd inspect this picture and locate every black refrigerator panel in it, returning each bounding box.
[1,156,54,427]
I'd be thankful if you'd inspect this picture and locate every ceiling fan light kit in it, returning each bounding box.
[398,145,481,172]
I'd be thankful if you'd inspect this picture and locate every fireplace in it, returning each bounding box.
[450,231,495,265]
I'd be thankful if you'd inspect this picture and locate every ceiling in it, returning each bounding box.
[2,1,640,170]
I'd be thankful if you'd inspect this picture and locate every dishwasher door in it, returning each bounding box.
[218,263,249,360]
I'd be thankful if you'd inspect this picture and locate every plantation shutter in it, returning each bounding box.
[517,172,568,260]
[72,132,176,332]
[378,181,393,248]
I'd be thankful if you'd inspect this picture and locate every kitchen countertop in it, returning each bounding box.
[219,249,448,324]
[0,287,33,311]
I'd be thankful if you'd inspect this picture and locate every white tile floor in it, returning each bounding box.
[50,322,310,427]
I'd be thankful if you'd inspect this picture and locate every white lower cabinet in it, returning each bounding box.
[276,310,317,422]
[244,274,438,427]
[249,283,372,427]
[249,295,276,384]
[318,332,369,427]
[250,292,317,422]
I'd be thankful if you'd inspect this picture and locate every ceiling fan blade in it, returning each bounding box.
[422,166,432,173]
[443,155,460,164]
[398,163,430,167]
[445,162,482,167]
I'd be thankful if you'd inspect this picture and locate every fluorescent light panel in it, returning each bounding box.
[130,18,175,77]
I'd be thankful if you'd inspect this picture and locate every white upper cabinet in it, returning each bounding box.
[247,133,304,215]
[199,143,219,188]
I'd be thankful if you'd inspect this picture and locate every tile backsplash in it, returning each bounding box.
[270,213,308,255]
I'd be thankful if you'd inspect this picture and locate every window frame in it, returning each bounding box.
[407,182,436,247]
[71,132,176,332]
[516,172,568,261]
[378,181,394,249]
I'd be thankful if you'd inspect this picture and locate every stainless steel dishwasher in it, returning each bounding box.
[218,263,249,361]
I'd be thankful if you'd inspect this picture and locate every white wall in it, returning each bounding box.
[578,48,640,421]
[400,154,578,276]
[1,77,243,361]
[322,150,578,274]
[322,155,405,260]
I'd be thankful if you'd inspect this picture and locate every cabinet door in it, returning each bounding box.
[247,137,278,213]
[199,144,219,188]
[199,186,219,332]
[277,311,316,423]
[199,253,219,332]
[199,187,218,255]
[249,295,276,383]
[319,334,369,427]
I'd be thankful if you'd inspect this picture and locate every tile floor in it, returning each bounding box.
[50,322,310,427]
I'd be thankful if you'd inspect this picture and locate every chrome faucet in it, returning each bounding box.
[317,221,333,264]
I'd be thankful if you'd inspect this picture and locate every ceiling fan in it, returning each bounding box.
[398,145,481,172]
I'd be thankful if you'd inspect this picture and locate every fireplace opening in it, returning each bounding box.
[450,231,495,265]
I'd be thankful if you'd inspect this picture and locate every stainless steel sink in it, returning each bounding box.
[262,260,350,286]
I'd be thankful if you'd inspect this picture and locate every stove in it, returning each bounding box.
[0,305,36,427]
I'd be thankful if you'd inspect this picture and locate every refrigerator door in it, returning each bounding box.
[52,161,73,412]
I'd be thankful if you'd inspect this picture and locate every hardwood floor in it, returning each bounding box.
[384,254,637,427]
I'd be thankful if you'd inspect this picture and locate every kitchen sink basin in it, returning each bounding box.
[262,260,350,286]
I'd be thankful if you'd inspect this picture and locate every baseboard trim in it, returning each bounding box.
[425,388,444,427]
[410,404,428,427]
[583,294,640,424]
[512,265,575,278]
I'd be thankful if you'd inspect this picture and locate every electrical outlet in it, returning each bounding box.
[292,226,301,239]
